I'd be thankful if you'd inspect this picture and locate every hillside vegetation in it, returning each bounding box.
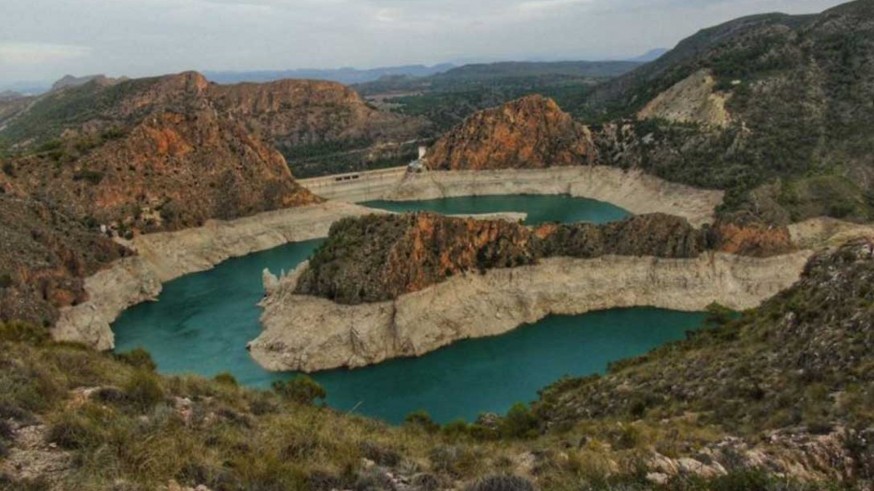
[579,1,874,223]
[355,61,641,133]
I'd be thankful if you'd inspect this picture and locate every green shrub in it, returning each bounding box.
[272,375,327,405]
[405,410,440,433]
[499,403,538,439]
[46,410,104,450]
[441,420,473,439]
[0,322,50,345]
[213,372,238,387]
[115,348,157,371]
[704,302,736,328]
[123,371,165,412]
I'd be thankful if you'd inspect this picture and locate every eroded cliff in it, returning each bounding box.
[254,250,813,372]
[1,72,320,234]
[294,212,706,304]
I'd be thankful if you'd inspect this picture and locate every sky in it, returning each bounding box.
[0,0,849,89]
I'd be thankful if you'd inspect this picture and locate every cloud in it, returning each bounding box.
[0,0,851,87]
[0,43,91,65]
[517,0,591,14]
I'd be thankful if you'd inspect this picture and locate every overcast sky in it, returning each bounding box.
[1,0,848,89]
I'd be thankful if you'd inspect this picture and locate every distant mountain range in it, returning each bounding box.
[203,64,456,85]
[627,48,669,62]
[2,49,670,93]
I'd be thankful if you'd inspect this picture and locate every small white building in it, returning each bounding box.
[408,145,429,172]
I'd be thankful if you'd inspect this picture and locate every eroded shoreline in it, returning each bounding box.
[53,165,873,356]
[53,201,382,350]
[251,250,814,372]
[54,166,725,349]
[388,167,724,228]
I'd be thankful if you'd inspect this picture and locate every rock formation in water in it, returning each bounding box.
[251,211,815,372]
[294,212,707,304]
[427,95,596,170]
[255,250,813,372]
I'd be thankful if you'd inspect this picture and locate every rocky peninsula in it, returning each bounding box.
[250,212,812,372]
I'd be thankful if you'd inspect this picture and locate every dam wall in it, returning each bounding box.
[298,166,408,202]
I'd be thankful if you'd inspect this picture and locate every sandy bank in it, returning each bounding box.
[250,250,813,372]
[385,167,724,227]
[52,202,384,350]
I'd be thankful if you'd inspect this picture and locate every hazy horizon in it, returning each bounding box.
[1,0,849,91]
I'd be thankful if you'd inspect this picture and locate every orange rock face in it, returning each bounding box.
[7,72,320,233]
[209,79,421,150]
[427,95,596,170]
[296,212,709,304]
[709,221,795,257]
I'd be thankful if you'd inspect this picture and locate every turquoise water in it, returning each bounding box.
[362,194,630,225]
[113,197,704,424]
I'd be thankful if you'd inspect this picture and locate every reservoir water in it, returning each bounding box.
[362,194,630,225]
[113,196,706,424]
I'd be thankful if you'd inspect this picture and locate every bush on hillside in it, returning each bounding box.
[272,375,327,405]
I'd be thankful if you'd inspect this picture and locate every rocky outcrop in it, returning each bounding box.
[251,211,818,372]
[209,79,424,156]
[427,95,596,170]
[294,213,706,304]
[52,201,381,349]
[252,250,813,372]
[708,219,794,256]
[295,213,537,304]
[3,72,320,234]
[637,69,731,127]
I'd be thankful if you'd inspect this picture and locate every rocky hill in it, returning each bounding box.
[0,72,319,234]
[532,237,873,483]
[427,95,596,170]
[582,0,874,223]
[209,79,427,177]
[0,71,343,327]
[293,212,786,304]
[211,79,418,148]
[0,196,130,327]
[422,1,874,225]
[50,74,125,93]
